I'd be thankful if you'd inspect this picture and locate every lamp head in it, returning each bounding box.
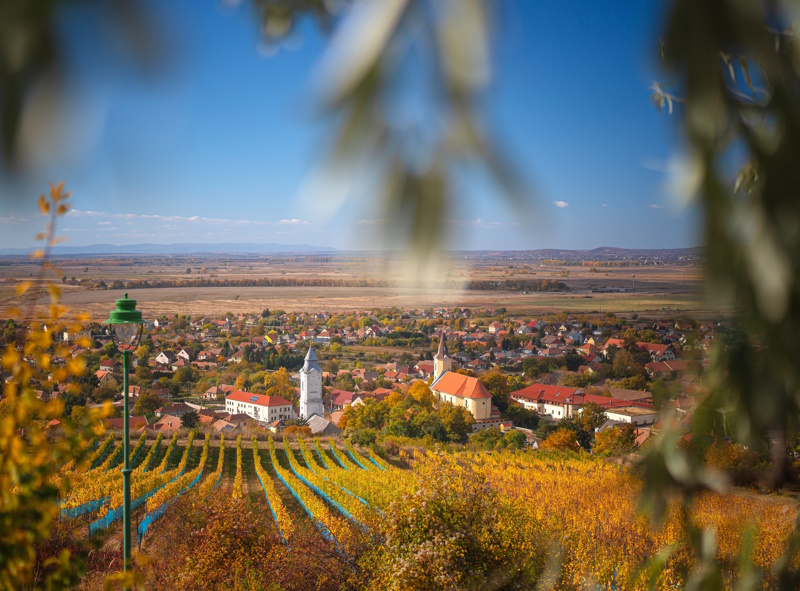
[105,293,145,352]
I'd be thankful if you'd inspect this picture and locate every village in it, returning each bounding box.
[12,305,712,452]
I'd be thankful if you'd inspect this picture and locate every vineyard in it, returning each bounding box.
[52,435,798,591]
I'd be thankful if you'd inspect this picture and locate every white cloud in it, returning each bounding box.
[649,203,663,209]
[357,218,390,225]
[601,203,608,207]
[553,201,569,208]
[276,218,308,225]
[0,214,30,224]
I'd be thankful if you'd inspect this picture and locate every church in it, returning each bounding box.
[429,330,502,429]
[299,347,324,420]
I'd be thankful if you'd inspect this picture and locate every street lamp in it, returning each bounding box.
[104,293,144,582]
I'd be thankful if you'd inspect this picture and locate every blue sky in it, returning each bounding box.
[0,0,696,251]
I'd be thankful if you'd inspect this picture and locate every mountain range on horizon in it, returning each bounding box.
[0,242,702,258]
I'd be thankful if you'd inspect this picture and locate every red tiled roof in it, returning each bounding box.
[226,390,292,407]
[432,372,492,399]
[512,383,580,404]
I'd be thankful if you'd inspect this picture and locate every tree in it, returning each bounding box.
[263,368,296,401]
[594,423,637,455]
[181,410,199,429]
[135,364,153,386]
[503,404,539,429]
[407,381,435,410]
[479,369,510,412]
[173,366,195,384]
[439,402,475,444]
[541,428,580,452]
[60,389,86,417]
[612,349,643,379]
[505,429,526,449]
[577,402,607,433]
[133,390,163,416]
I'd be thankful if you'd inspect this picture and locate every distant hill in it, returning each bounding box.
[459,247,702,261]
[0,242,338,256]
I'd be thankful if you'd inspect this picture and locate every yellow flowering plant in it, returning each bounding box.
[0,183,110,589]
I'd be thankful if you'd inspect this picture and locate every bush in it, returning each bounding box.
[350,427,379,446]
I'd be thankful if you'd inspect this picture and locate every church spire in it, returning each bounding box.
[433,328,452,381]
[435,328,449,360]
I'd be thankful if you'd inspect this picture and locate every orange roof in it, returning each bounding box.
[226,390,292,407]
[431,372,492,399]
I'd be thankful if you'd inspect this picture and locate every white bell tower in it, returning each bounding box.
[300,347,324,419]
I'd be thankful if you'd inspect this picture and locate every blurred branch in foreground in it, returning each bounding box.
[641,0,800,588]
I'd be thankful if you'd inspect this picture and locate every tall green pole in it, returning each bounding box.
[122,349,132,584]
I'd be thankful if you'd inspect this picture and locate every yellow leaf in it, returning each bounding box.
[48,284,61,300]
[30,250,45,260]
[38,195,50,214]
[16,281,33,295]
[57,204,70,215]
[50,181,65,201]
[67,357,86,375]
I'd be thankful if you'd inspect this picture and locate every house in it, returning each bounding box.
[177,349,192,362]
[211,419,236,432]
[330,390,355,411]
[225,390,296,424]
[99,358,121,371]
[416,361,435,376]
[602,338,626,356]
[307,415,341,436]
[510,384,583,419]
[155,351,176,366]
[224,413,252,427]
[154,414,183,431]
[154,403,193,418]
[645,359,691,380]
[604,406,659,426]
[203,386,221,401]
[104,416,149,431]
[468,358,490,371]
[637,342,677,362]
[95,370,118,389]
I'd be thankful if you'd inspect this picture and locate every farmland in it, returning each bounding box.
[0,251,709,319]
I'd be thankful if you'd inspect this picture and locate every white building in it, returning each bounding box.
[225,390,295,423]
[300,347,324,419]
[604,406,659,426]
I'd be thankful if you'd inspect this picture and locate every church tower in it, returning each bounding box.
[300,347,324,419]
[433,329,452,381]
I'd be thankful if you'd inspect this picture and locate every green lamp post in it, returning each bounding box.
[104,294,144,582]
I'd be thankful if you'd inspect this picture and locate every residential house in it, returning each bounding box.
[637,342,677,362]
[95,370,118,389]
[154,403,193,418]
[154,414,182,431]
[645,359,691,379]
[155,351,176,366]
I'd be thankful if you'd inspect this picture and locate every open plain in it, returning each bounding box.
[0,252,712,319]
